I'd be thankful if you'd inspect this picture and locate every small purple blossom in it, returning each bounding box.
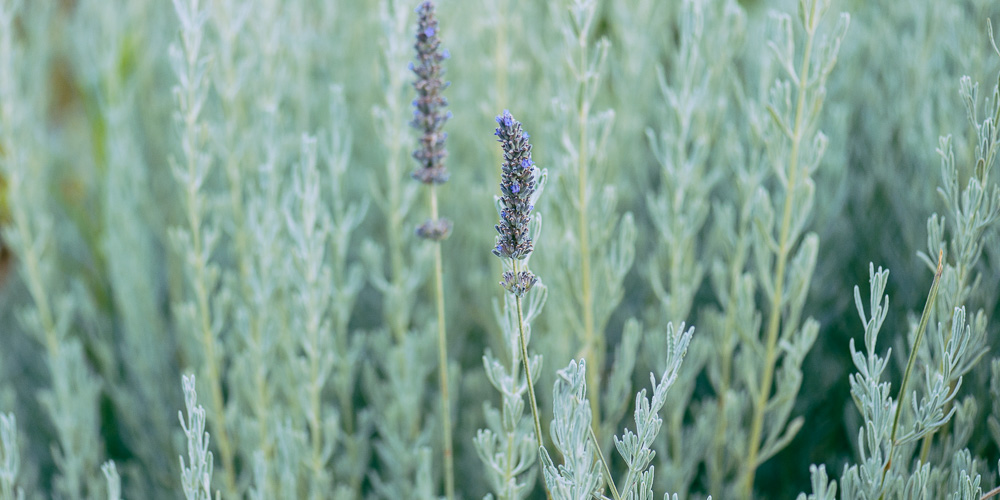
[416,218,453,241]
[492,110,538,266]
[500,271,538,297]
[411,1,452,241]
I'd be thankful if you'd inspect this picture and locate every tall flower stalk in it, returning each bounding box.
[493,110,543,443]
[410,3,455,499]
[488,110,556,500]
[366,0,437,496]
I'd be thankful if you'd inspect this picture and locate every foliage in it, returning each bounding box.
[0,0,997,498]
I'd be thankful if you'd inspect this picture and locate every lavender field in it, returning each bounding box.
[0,0,999,498]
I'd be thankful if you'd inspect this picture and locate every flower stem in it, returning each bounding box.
[879,250,943,498]
[513,259,544,449]
[512,259,550,500]
[589,425,620,500]
[430,185,455,500]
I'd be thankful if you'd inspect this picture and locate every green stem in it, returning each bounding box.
[711,304,736,494]
[385,57,407,344]
[514,271,544,448]
[713,230,751,494]
[918,156,990,462]
[981,484,1000,500]
[879,251,944,497]
[511,259,550,500]
[430,186,455,500]
[742,5,817,497]
[14,204,59,357]
[219,54,275,477]
[589,426,620,500]
[179,68,237,496]
[573,12,601,436]
[188,176,237,500]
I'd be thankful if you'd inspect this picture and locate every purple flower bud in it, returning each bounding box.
[492,110,538,265]
[410,0,450,186]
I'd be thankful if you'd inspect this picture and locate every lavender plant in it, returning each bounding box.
[474,287,546,500]
[365,1,439,497]
[540,323,697,500]
[410,4,456,498]
[736,2,849,496]
[0,413,24,500]
[492,110,544,438]
[911,64,1000,463]
[168,0,236,494]
[542,0,636,444]
[613,323,696,500]
[1,0,1000,498]
[640,0,745,494]
[0,0,105,497]
[798,262,986,499]
[540,360,604,499]
[475,110,548,500]
[178,375,217,500]
[71,1,179,493]
[799,25,1000,499]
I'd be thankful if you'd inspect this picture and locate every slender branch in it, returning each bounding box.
[589,425,620,500]
[513,259,545,451]
[576,19,600,437]
[879,250,944,497]
[430,185,456,500]
[981,484,1000,500]
[742,5,817,496]
[511,259,551,500]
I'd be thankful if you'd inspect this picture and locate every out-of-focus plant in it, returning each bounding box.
[734,1,849,497]
[541,0,636,448]
[0,0,106,498]
[409,3,456,497]
[800,22,1000,500]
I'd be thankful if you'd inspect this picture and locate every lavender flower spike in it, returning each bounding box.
[410,0,450,186]
[493,110,539,296]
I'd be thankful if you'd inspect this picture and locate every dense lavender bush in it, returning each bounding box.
[0,0,998,498]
